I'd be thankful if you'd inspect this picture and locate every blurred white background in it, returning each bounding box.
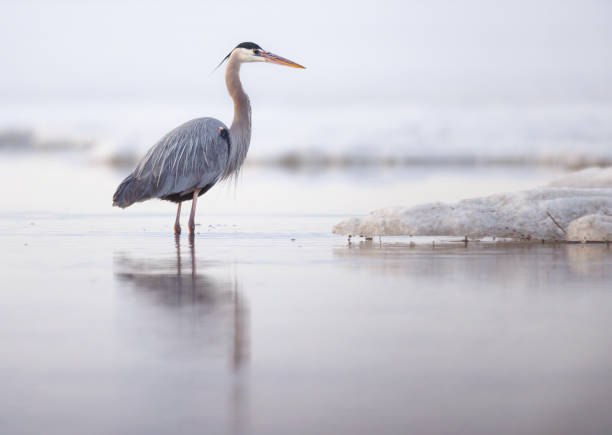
[2,0,611,102]
[1,0,611,165]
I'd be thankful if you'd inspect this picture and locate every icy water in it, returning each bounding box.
[1,218,612,435]
[1,155,612,434]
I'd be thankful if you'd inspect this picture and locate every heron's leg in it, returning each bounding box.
[174,202,182,234]
[188,189,201,234]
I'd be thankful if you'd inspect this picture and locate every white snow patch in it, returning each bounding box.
[334,167,612,241]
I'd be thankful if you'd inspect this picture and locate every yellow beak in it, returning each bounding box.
[262,51,306,69]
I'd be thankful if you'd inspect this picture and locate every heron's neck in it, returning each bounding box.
[224,56,251,178]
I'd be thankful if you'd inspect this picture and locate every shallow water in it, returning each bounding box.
[1,155,612,434]
[1,212,612,435]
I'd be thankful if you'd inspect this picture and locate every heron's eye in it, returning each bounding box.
[253,49,261,55]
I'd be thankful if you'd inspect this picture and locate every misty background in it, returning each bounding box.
[1,0,611,165]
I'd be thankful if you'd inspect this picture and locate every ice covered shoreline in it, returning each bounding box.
[333,168,612,242]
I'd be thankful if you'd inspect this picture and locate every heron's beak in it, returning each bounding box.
[261,51,305,69]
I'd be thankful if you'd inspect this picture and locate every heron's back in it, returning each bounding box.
[113,117,230,208]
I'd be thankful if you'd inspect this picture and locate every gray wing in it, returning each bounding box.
[113,117,229,208]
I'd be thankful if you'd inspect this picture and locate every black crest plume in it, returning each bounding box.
[214,42,263,71]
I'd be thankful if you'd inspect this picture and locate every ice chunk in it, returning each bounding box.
[334,167,612,240]
[333,187,612,241]
[566,214,612,242]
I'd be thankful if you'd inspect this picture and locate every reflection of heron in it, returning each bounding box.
[114,234,249,370]
[113,42,305,234]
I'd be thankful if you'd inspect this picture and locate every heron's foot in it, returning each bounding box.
[174,224,181,234]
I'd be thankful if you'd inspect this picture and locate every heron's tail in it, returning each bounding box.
[113,174,147,208]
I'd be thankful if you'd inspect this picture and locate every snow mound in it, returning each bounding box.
[548,167,612,188]
[333,188,612,241]
[566,214,612,242]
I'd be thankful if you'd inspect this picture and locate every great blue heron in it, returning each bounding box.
[112,42,304,234]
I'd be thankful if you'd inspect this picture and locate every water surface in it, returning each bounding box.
[1,213,611,435]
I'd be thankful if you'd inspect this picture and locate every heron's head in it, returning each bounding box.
[217,42,305,70]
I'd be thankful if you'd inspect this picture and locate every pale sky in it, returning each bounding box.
[1,0,611,104]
